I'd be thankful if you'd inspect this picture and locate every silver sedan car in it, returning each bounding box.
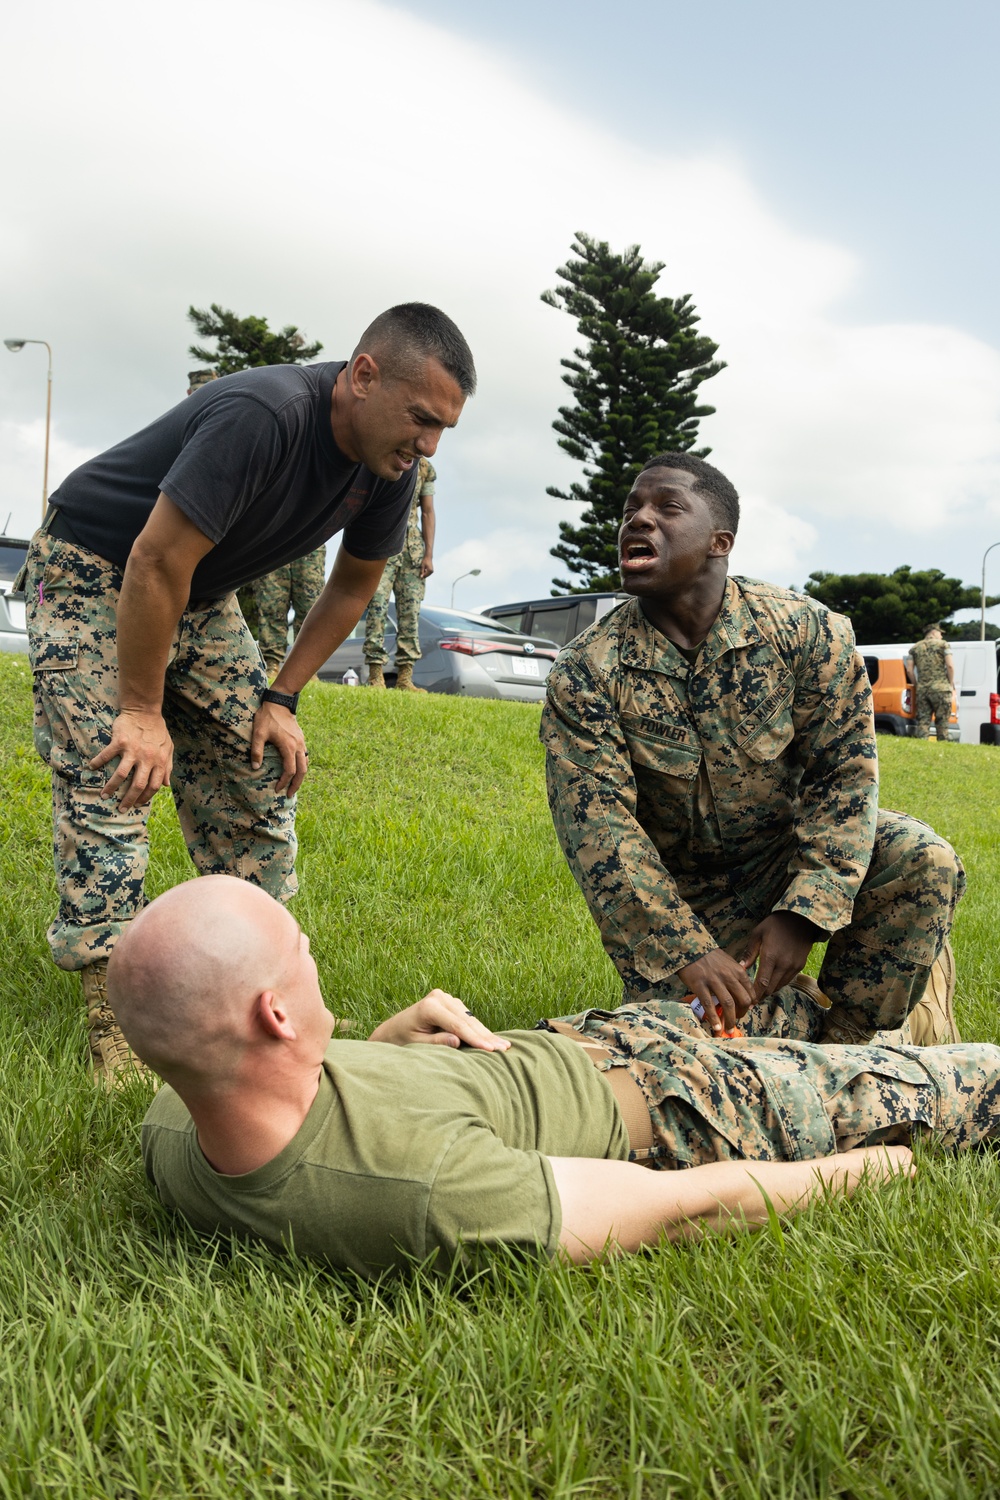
[0,535,29,655]
[317,604,559,701]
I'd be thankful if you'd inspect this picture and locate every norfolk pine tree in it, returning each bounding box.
[187,304,322,373]
[543,232,724,592]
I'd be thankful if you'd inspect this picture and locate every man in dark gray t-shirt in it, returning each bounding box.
[24,302,475,1086]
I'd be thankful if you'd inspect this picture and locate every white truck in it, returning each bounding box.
[857,638,1000,745]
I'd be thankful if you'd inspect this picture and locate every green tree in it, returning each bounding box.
[542,232,724,593]
[803,566,1000,643]
[187,304,322,374]
[940,619,1000,641]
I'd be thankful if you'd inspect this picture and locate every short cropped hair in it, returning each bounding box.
[639,451,740,534]
[353,303,477,397]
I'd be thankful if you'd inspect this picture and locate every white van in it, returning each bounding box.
[857,639,1000,745]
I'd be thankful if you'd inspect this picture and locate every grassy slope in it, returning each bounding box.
[1,653,1000,1498]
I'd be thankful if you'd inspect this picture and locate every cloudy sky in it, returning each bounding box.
[2,0,999,617]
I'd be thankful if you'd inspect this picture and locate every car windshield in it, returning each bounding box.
[0,541,28,579]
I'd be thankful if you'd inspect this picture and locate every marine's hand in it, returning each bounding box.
[91,710,174,809]
[678,949,756,1035]
[741,911,825,1001]
[420,553,434,580]
[250,701,308,795]
[368,990,511,1051]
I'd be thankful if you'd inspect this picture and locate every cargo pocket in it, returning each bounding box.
[820,1047,937,1141]
[29,635,113,788]
[29,635,78,675]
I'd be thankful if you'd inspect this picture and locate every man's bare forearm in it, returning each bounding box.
[273,549,384,693]
[116,553,190,711]
[551,1148,913,1263]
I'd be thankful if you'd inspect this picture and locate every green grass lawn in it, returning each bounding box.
[2,651,1000,1498]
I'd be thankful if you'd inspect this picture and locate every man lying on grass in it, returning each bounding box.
[111,877,1000,1278]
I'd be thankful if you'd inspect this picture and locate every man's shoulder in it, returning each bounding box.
[143,1081,194,1136]
[199,361,342,420]
[733,575,828,620]
[556,597,635,666]
[732,576,853,646]
[141,1084,197,1176]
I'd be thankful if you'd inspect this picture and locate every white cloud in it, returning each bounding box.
[0,420,97,537]
[2,0,998,603]
[729,496,818,586]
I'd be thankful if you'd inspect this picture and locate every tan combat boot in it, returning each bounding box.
[367,663,386,689]
[394,662,426,692]
[82,960,151,1089]
[907,938,960,1046]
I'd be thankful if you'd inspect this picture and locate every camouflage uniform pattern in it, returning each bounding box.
[26,530,298,970]
[540,580,964,1043]
[254,546,327,675]
[542,998,1000,1167]
[909,637,954,741]
[364,459,435,668]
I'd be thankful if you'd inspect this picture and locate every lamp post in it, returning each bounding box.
[981,542,1000,641]
[4,338,53,519]
[450,567,481,609]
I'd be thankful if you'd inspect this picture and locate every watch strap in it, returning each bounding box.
[261,687,300,714]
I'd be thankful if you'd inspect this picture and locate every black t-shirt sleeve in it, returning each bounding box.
[340,470,418,561]
[159,395,286,544]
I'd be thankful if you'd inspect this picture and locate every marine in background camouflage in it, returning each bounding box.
[541,996,1000,1167]
[26,531,297,970]
[908,630,955,741]
[541,580,964,1043]
[364,458,436,668]
[254,547,327,675]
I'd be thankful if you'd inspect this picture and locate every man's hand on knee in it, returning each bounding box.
[742,911,826,1002]
[91,710,174,809]
[250,702,309,795]
[678,949,756,1035]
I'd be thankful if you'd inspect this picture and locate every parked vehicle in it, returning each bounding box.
[317,604,559,701]
[482,591,628,647]
[0,533,29,655]
[858,640,999,744]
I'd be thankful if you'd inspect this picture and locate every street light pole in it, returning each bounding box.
[450,567,481,609]
[981,542,1000,641]
[4,338,53,518]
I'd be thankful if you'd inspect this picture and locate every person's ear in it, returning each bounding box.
[708,530,735,559]
[349,353,378,399]
[257,990,298,1042]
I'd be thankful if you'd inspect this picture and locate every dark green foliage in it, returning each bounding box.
[804,566,999,643]
[187,303,323,374]
[542,232,724,593]
[943,619,1000,641]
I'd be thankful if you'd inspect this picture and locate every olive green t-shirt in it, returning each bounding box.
[141,1031,629,1278]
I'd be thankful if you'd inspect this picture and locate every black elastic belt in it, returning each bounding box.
[46,508,83,545]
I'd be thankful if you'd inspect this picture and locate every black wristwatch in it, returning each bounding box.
[261,687,300,714]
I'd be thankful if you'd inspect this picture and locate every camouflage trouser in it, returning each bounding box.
[915,685,953,740]
[628,810,964,1044]
[546,1000,1000,1168]
[254,547,326,674]
[26,531,298,971]
[363,553,424,667]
